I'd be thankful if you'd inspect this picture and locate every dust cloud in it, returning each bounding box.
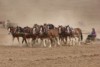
[0,0,100,38]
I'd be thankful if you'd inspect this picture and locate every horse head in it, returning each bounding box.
[8,26,16,34]
[39,25,44,35]
[23,26,30,33]
[58,25,62,34]
[32,27,37,34]
[58,25,65,34]
[65,25,72,34]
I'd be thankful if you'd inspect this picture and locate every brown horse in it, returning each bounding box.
[39,25,60,47]
[70,28,83,45]
[21,26,38,47]
[61,25,83,45]
[48,28,60,47]
[8,26,23,44]
[58,25,67,45]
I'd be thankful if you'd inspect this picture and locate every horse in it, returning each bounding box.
[69,27,83,45]
[48,27,60,47]
[38,25,60,47]
[8,26,24,44]
[59,25,83,45]
[20,26,32,45]
[58,25,67,45]
[64,25,74,45]
[22,26,38,46]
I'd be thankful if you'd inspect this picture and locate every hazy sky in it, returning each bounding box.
[0,0,100,29]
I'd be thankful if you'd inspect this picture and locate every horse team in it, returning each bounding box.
[8,23,83,47]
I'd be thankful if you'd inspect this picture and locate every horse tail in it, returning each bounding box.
[80,31,83,41]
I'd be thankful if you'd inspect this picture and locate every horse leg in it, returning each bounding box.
[67,36,69,45]
[39,38,43,47]
[27,38,30,45]
[17,37,20,44]
[35,38,39,45]
[64,37,67,45]
[43,39,46,47]
[37,38,41,45]
[55,37,60,47]
[12,37,15,45]
[31,38,36,47]
[22,37,28,46]
[60,37,64,45]
[69,36,73,46]
[67,36,70,45]
[22,38,24,44]
[45,38,49,47]
[73,36,77,45]
[40,38,46,47]
[75,36,80,45]
[24,38,28,46]
[59,37,62,45]
[49,37,55,48]
[71,37,75,46]
[57,37,60,46]
[48,38,52,48]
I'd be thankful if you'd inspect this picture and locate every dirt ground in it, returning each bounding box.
[0,28,100,67]
[0,42,100,67]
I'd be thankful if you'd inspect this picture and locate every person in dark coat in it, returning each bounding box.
[87,28,96,41]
